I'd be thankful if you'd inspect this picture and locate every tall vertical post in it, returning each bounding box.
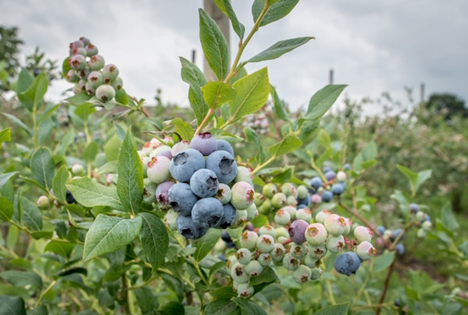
[329,69,334,85]
[203,0,230,81]
[420,83,425,104]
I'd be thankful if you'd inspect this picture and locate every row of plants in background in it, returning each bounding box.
[0,0,467,314]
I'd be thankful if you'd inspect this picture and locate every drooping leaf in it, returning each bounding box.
[270,85,289,122]
[0,270,42,290]
[199,8,230,80]
[83,214,142,261]
[20,197,42,231]
[139,212,169,270]
[52,165,69,204]
[202,81,237,110]
[0,172,18,191]
[117,129,144,214]
[306,85,347,120]
[30,147,55,191]
[194,229,222,262]
[0,294,27,315]
[66,177,125,211]
[44,240,76,258]
[228,68,269,124]
[180,57,209,124]
[268,135,302,156]
[0,128,11,149]
[248,37,314,63]
[214,0,245,40]
[17,72,48,112]
[0,197,14,221]
[83,141,99,163]
[171,118,194,141]
[1,113,32,135]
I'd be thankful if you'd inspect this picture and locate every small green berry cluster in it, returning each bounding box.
[254,182,311,215]
[65,37,123,102]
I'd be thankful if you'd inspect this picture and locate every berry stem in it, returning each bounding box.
[252,155,276,175]
[375,256,397,315]
[338,199,383,238]
[281,238,293,246]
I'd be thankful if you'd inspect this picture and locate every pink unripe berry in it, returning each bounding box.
[311,194,322,204]
[354,226,374,243]
[356,241,376,261]
[231,181,255,210]
[147,156,171,184]
[171,141,190,156]
[69,55,86,70]
[337,171,347,181]
[324,214,347,236]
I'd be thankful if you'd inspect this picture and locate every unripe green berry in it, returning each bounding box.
[296,208,312,222]
[356,241,376,261]
[271,192,286,208]
[88,71,104,88]
[240,231,258,250]
[258,253,272,266]
[275,227,289,239]
[245,260,263,277]
[324,214,347,236]
[235,248,252,265]
[37,196,50,209]
[286,195,297,206]
[72,163,84,176]
[310,267,323,280]
[165,209,178,230]
[305,223,328,245]
[315,210,332,224]
[275,209,291,226]
[256,234,275,253]
[271,243,286,261]
[258,198,272,214]
[281,183,298,198]
[89,55,105,71]
[245,203,258,221]
[230,262,250,284]
[254,192,265,207]
[326,235,345,253]
[416,211,426,222]
[259,224,277,238]
[215,183,232,205]
[292,265,311,283]
[262,183,277,198]
[297,185,309,199]
[282,253,300,270]
[354,226,373,242]
[85,82,95,95]
[102,64,119,82]
[307,244,327,259]
[290,244,307,259]
[66,69,79,83]
[235,167,254,186]
[96,84,116,102]
[417,228,427,238]
[237,283,254,298]
[282,206,297,220]
[111,77,123,91]
[304,255,318,268]
[422,220,432,231]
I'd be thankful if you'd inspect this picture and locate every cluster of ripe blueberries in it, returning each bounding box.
[138,132,257,240]
[65,37,123,102]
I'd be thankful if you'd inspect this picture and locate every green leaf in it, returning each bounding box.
[202,81,237,110]
[214,0,245,40]
[139,212,169,270]
[1,113,32,135]
[228,68,269,123]
[253,0,300,27]
[205,299,238,315]
[210,286,237,300]
[20,197,42,231]
[180,57,209,124]
[244,127,266,163]
[361,141,377,161]
[270,85,289,122]
[0,197,14,221]
[0,172,18,191]
[160,302,185,315]
[114,122,126,141]
[171,118,194,141]
[83,141,99,163]
[52,165,69,204]
[249,267,278,287]
[115,88,129,105]
[315,303,350,315]
[0,271,42,290]
[372,251,395,273]
[44,240,76,258]
[248,37,314,63]
[441,203,459,231]
[83,214,142,261]
[0,128,11,149]
[306,85,347,120]
[199,8,230,80]
[415,169,432,194]
[117,129,144,214]
[268,135,302,156]
[66,177,125,211]
[65,92,92,106]
[194,229,222,262]
[16,68,34,94]
[97,160,118,174]
[234,298,267,315]
[134,287,159,314]
[37,118,54,146]
[104,135,122,162]
[30,147,55,191]
[0,294,26,315]
[397,165,431,196]
[17,72,48,112]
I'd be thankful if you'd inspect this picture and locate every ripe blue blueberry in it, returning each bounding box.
[190,169,219,198]
[95,84,116,102]
[221,231,232,243]
[334,252,361,276]
[297,194,310,207]
[409,203,420,213]
[288,219,309,244]
[216,139,234,156]
[206,151,238,184]
[168,183,198,216]
[322,166,332,173]
[156,181,175,207]
[321,191,333,202]
[170,149,205,183]
[395,243,405,256]
[331,183,345,195]
[192,198,224,228]
[190,132,217,156]
[324,171,336,181]
[376,226,386,235]
[310,177,322,189]
[176,215,208,239]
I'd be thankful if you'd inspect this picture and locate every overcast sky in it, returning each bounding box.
[1,0,467,114]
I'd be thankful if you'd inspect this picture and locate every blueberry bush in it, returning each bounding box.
[0,1,467,314]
